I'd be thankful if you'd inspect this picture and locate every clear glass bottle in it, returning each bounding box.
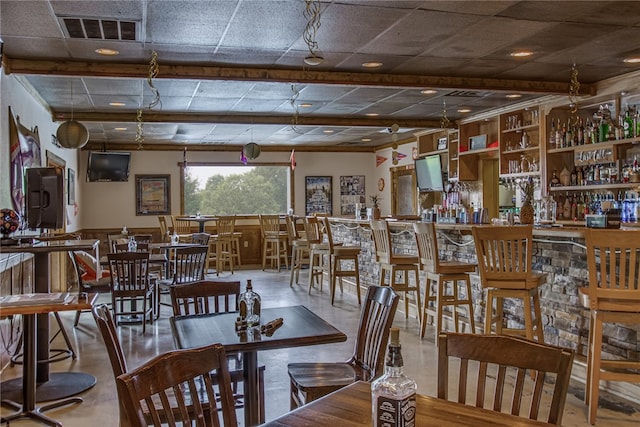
[239,280,261,327]
[127,236,137,252]
[371,327,416,427]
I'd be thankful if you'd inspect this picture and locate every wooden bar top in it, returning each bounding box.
[262,381,552,426]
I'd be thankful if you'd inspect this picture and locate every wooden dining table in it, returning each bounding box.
[175,215,217,233]
[0,293,98,427]
[171,305,347,427]
[261,380,553,427]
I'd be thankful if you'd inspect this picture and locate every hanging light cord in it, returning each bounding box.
[568,63,580,115]
[303,0,322,59]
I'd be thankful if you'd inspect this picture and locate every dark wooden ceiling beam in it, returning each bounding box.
[53,111,443,128]
[4,57,596,96]
[82,142,377,153]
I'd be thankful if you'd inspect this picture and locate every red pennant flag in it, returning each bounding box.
[290,149,296,170]
[396,152,407,160]
[376,155,388,167]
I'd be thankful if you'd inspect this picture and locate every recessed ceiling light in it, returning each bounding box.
[420,89,437,95]
[323,129,334,134]
[300,103,313,108]
[109,102,126,107]
[365,113,379,117]
[457,108,472,113]
[505,94,522,99]
[362,61,383,68]
[95,48,119,56]
[304,55,324,66]
[510,51,533,58]
[114,127,128,131]
[623,56,640,64]
[362,138,372,142]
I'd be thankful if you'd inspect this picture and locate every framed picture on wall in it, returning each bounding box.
[339,175,365,215]
[305,176,332,216]
[67,168,75,205]
[135,175,171,215]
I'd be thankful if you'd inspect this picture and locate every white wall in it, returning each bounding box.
[373,142,418,214]
[80,149,380,229]
[0,71,81,232]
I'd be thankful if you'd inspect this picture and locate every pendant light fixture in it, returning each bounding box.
[56,79,89,149]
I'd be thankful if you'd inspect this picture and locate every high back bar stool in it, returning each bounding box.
[304,216,330,293]
[213,215,235,275]
[370,219,422,323]
[472,225,545,342]
[414,222,476,340]
[286,215,309,287]
[259,214,289,271]
[582,228,640,425]
[322,217,362,305]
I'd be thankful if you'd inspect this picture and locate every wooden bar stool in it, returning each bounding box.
[414,222,476,340]
[582,228,640,425]
[370,219,421,322]
[286,216,309,287]
[259,214,289,271]
[321,217,362,305]
[304,216,330,293]
[471,225,545,342]
[213,215,235,275]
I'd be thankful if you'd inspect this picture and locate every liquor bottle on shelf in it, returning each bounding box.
[549,170,561,188]
[371,327,416,427]
[239,280,261,327]
[549,119,557,149]
[563,193,571,219]
[623,107,634,139]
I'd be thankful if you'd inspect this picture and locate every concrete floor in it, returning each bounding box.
[1,268,639,426]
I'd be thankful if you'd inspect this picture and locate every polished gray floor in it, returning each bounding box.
[1,268,639,426]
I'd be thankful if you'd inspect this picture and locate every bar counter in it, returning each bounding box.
[327,217,639,402]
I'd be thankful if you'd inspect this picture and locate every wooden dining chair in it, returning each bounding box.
[437,332,574,425]
[171,215,193,242]
[108,233,129,253]
[169,280,265,423]
[115,343,238,427]
[287,285,399,409]
[69,250,111,327]
[156,245,208,315]
[107,251,155,333]
[582,228,640,424]
[157,215,170,241]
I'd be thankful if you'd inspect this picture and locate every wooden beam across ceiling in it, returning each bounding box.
[52,111,443,128]
[3,57,597,96]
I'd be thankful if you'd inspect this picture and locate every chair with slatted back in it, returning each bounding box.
[370,219,422,323]
[107,252,155,333]
[414,222,476,341]
[471,225,545,342]
[287,285,399,409]
[437,332,574,425]
[156,245,208,315]
[169,280,266,423]
[321,217,362,305]
[212,216,235,275]
[582,228,640,424]
[286,215,309,287]
[304,216,330,293]
[108,233,129,253]
[158,215,170,242]
[116,343,238,427]
[70,250,112,327]
[259,214,289,271]
[171,215,193,242]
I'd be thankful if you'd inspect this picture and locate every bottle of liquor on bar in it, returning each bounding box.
[239,280,261,327]
[578,118,585,145]
[624,106,634,138]
[563,193,571,220]
[549,119,556,149]
[372,327,416,427]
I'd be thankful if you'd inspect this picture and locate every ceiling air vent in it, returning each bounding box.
[60,17,138,41]
[445,90,488,98]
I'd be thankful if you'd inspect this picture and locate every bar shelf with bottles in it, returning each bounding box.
[545,100,640,223]
[499,107,541,177]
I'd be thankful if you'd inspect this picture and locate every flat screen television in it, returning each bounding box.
[415,154,445,192]
[26,167,64,230]
[87,151,131,182]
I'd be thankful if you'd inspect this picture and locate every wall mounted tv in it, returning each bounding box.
[87,151,131,182]
[415,154,445,192]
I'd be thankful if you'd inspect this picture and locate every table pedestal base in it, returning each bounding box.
[1,395,82,427]
[0,372,96,402]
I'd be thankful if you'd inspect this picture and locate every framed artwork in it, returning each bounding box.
[339,175,365,216]
[135,175,171,215]
[67,168,76,205]
[305,176,332,216]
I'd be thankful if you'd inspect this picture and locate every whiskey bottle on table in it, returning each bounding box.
[371,327,416,427]
[239,280,261,327]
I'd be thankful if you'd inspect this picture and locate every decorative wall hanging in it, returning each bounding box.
[136,175,171,215]
[305,176,332,216]
[9,107,42,217]
[340,175,365,215]
[376,155,388,167]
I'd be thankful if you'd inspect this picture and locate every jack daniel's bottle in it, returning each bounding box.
[371,328,416,427]
[239,280,261,326]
